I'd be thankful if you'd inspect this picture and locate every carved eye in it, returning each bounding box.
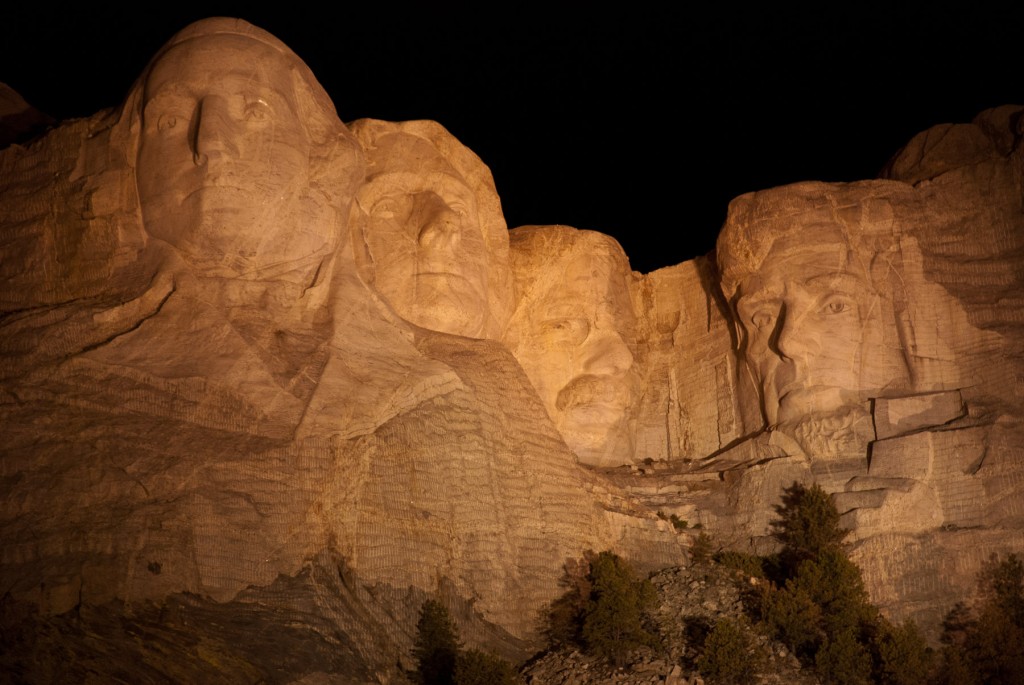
[822,298,852,315]
[750,309,775,329]
[157,113,180,133]
[243,98,271,122]
[371,197,401,220]
[545,318,590,345]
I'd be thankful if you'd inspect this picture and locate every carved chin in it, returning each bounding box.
[561,415,632,467]
[555,378,632,466]
[394,273,488,336]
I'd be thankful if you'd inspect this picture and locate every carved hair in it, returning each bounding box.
[105,17,360,200]
[507,225,631,310]
[716,180,917,302]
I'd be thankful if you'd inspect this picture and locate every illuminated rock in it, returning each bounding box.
[0,18,682,678]
[350,118,514,340]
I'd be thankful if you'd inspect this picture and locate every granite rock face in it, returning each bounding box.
[0,18,682,680]
[637,104,1024,636]
[2,14,1023,681]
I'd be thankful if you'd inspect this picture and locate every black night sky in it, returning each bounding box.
[3,4,1020,273]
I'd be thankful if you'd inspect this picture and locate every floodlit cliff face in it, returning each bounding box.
[1,15,1022,682]
[0,18,683,680]
[614,104,1024,637]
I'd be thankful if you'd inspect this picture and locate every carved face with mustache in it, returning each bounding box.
[505,227,639,467]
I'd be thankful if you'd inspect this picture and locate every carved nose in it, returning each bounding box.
[417,207,462,251]
[773,304,810,361]
[582,330,634,377]
[191,96,239,166]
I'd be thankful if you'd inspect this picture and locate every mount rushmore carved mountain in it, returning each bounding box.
[1,16,1022,683]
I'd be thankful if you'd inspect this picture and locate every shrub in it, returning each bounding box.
[690,531,714,566]
[453,649,517,685]
[714,550,767,579]
[696,616,763,684]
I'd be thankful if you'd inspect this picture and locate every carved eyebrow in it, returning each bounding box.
[736,290,780,312]
[142,88,192,109]
[802,272,864,292]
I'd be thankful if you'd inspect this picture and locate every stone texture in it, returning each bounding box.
[350,118,514,340]
[872,390,965,440]
[2,12,1024,682]
[0,18,682,681]
[0,82,53,147]
[505,226,640,467]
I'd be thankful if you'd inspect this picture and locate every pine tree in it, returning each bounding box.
[762,480,924,684]
[580,551,657,665]
[937,554,1024,684]
[696,616,764,684]
[413,599,460,685]
[873,618,934,685]
[770,482,848,577]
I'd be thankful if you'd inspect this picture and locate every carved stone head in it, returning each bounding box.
[717,181,915,457]
[504,226,639,467]
[349,119,513,339]
[130,18,362,283]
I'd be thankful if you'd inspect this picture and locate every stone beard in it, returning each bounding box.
[719,188,913,459]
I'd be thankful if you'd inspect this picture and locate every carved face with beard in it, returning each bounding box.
[719,182,914,459]
[505,226,639,467]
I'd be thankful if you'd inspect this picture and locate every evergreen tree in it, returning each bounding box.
[691,531,715,566]
[761,480,931,684]
[771,482,848,577]
[543,555,592,647]
[580,551,657,665]
[696,616,764,684]
[815,629,872,685]
[413,599,460,685]
[873,618,934,685]
[939,553,1024,684]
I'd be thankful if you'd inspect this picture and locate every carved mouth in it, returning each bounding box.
[414,272,486,303]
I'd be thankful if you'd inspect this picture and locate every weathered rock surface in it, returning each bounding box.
[0,83,53,147]
[614,104,1024,637]
[2,12,1023,682]
[0,18,682,681]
